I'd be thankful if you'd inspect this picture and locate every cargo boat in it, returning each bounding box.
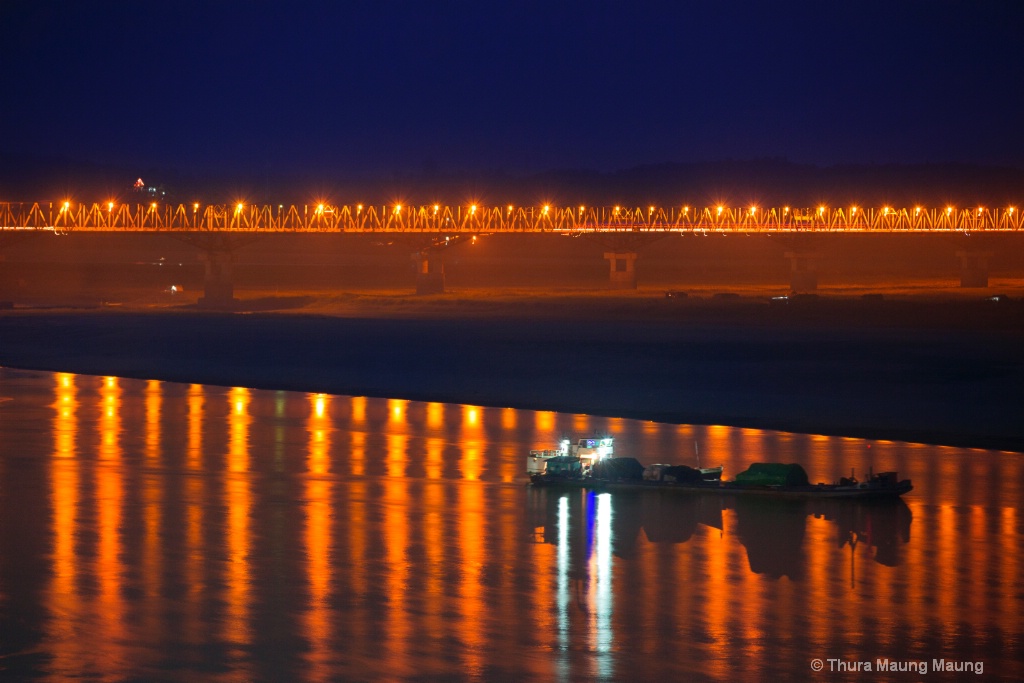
[526,437,722,481]
[529,458,913,499]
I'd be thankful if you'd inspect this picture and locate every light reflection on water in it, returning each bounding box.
[0,367,1021,680]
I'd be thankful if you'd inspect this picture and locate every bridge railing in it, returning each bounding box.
[1,202,1020,233]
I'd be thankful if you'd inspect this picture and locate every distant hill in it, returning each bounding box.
[1,154,1021,208]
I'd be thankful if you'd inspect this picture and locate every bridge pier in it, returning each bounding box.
[604,251,638,289]
[413,250,445,295]
[198,249,238,308]
[956,250,992,288]
[174,233,258,309]
[785,250,821,293]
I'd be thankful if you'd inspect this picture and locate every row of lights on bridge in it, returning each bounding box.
[56,200,1016,217]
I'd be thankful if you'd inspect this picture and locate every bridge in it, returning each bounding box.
[2,201,1021,305]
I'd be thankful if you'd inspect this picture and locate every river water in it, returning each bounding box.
[0,367,1020,681]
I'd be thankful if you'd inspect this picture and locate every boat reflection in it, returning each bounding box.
[527,489,912,580]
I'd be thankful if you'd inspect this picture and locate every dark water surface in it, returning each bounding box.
[0,367,1020,681]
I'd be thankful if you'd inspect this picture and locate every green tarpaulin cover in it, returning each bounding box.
[591,457,645,481]
[733,462,810,487]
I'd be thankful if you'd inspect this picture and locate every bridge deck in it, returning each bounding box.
[1,202,1020,234]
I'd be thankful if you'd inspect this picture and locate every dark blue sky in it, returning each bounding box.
[3,1,1022,176]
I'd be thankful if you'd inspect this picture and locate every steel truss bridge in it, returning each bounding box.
[1,202,1021,234]
[2,201,1020,303]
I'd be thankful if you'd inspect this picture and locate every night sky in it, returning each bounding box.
[3,1,1023,177]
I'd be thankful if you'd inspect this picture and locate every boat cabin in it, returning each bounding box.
[526,436,613,475]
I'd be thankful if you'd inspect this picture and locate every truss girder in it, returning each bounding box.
[1,202,1020,235]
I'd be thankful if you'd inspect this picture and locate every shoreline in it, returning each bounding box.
[2,289,1024,454]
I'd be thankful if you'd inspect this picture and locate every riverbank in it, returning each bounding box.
[2,288,1023,453]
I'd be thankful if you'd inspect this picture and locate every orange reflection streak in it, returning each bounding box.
[462,405,481,430]
[461,443,482,481]
[184,461,205,647]
[1000,507,1019,634]
[48,373,82,675]
[501,407,516,431]
[701,506,730,679]
[99,376,121,461]
[423,482,445,642]
[384,478,411,676]
[54,373,77,458]
[387,434,408,478]
[350,395,366,424]
[425,437,444,479]
[187,384,204,470]
[96,375,127,666]
[307,394,331,475]
[804,513,836,658]
[605,416,625,436]
[535,410,556,434]
[142,380,164,639]
[183,384,206,647]
[349,430,367,477]
[865,511,895,648]
[461,405,484,481]
[427,401,444,431]
[498,443,519,483]
[388,398,407,430]
[572,413,590,434]
[145,379,161,463]
[228,387,250,472]
[224,387,253,654]
[935,504,956,626]
[303,407,334,683]
[457,481,485,675]
[346,480,368,604]
[968,505,985,619]
[304,479,333,670]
